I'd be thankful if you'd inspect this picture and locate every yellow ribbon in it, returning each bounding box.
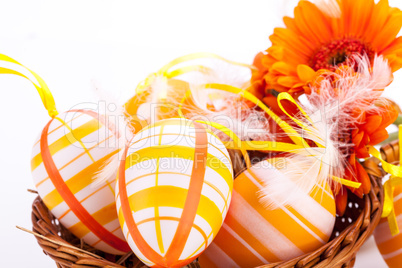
[177,84,361,189]
[277,92,361,189]
[0,54,58,118]
[195,120,251,168]
[201,83,308,147]
[135,52,254,95]
[369,125,402,236]
[130,52,402,235]
[157,52,255,75]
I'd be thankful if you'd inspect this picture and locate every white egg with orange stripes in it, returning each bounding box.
[116,118,234,267]
[374,185,402,268]
[199,159,336,268]
[31,109,130,254]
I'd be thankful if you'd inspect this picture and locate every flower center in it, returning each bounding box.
[310,39,374,71]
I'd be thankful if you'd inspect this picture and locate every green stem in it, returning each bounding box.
[393,115,402,126]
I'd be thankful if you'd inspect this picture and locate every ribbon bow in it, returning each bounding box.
[369,125,402,236]
[178,81,361,189]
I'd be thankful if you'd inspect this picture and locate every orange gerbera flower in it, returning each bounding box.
[333,102,398,216]
[351,103,399,159]
[331,103,397,216]
[306,60,397,215]
[252,0,402,96]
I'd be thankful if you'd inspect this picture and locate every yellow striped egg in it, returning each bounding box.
[31,109,130,254]
[374,185,402,268]
[116,118,234,267]
[199,159,336,268]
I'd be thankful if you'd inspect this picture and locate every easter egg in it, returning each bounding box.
[115,118,234,267]
[374,185,402,267]
[199,159,336,268]
[31,109,130,254]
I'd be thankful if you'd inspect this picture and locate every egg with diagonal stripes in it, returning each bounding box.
[199,159,336,268]
[116,118,234,267]
[31,109,130,255]
[374,185,402,268]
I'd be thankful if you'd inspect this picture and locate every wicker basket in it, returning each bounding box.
[29,141,399,268]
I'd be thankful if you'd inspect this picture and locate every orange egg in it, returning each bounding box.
[199,159,336,267]
[374,185,402,268]
[125,78,195,129]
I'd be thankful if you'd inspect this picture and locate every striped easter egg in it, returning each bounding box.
[116,118,234,267]
[374,185,402,267]
[31,109,130,254]
[199,159,336,268]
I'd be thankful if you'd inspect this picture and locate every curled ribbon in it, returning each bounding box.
[277,93,361,189]
[195,120,251,168]
[0,54,58,118]
[127,53,254,125]
[369,125,402,236]
[135,52,254,95]
[177,83,361,189]
[125,52,361,189]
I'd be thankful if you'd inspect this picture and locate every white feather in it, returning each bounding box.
[134,75,174,124]
[91,83,135,186]
[259,54,392,208]
[309,54,392,132]
[258,109,345,209]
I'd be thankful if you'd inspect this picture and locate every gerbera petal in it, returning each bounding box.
[349,0,374,38]
[352,108,366,124]
[262,95,282,116]
[362,115,382,134]
[261,55,278,70]
[267,46,284,61]
[283,16,300,36]
[356,145,370,159]
[248,81,265,101]
[381,36,402,55]
[335,188,348,216]
[369,128,389,145]
[356,161,371,194]
[387,54,402,72]
[349,153,356,166]
[270,61,293,75]
[336,0,348,37]
[292,14,320,47]
[349,178,364,198]
[277,76,301,88]
[268,81,289,93]
[302,85,312,94]
[297,64,316,82]
[352,130,364,147]
[271,28,314,57]
[362,133,370,147]
[345,0,359,36]
[378,103,398,129]
[346,161,364,198]
[364,0,393,43]
[253,52,265,70]
[372,12,402,51]
[297,2,331,44]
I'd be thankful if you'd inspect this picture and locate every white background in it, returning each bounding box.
[0,0,401,267]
